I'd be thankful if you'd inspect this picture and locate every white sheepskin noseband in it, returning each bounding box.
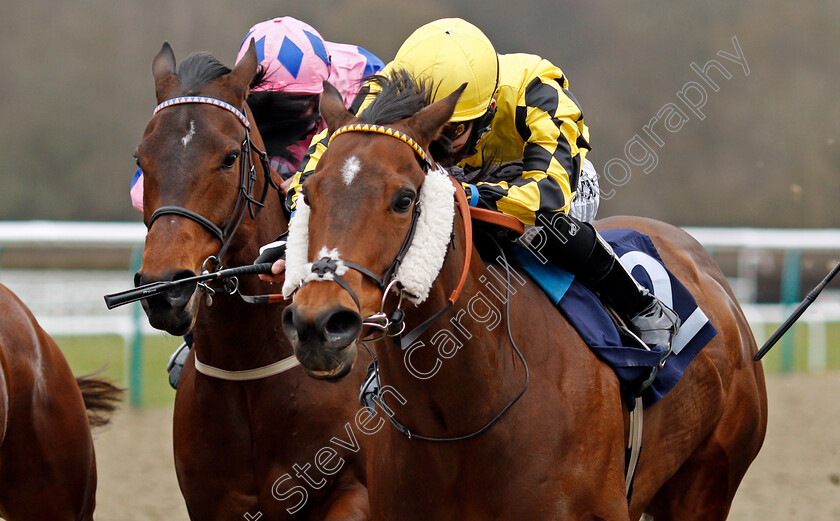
[282,166,456,305]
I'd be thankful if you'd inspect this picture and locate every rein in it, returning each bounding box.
[367,231,530,443]
[146,96,278,273]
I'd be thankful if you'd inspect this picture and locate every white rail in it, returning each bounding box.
[0,221,837,251]
[0,222,837,372]
[0,221,146,248]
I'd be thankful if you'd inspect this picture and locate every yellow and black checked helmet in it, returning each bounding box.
[392,18,499,122]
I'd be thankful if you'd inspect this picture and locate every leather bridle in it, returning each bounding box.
[289,123,472,336]
[290,122,529,443]
[146,96,278,273]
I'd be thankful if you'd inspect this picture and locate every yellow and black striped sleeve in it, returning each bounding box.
[285,127,331,212]
[474,62,590,226]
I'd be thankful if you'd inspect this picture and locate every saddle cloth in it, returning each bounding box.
[509,228,717,409]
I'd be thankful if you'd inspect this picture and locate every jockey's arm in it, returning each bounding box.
[466,63,590,226]
[286,127,331,213]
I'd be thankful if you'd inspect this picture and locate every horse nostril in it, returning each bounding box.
[168,269,197,302]
[282,306,295,333]
[172,269,196,281]
[283,305,311,343]
[325,309,361,336]
[321,308,362,347]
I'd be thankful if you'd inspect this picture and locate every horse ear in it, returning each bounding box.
[320,81,354,135]
[407,83,468,146]
[229,39,259,98]
[153,42,177,102]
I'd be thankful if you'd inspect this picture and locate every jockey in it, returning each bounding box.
[274,18,680,351]
[156,17,384,388]
[130,16,384,212]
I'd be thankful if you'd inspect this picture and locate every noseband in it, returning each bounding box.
[146,96,278,272]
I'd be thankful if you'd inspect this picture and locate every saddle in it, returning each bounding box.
[470,209,718,410]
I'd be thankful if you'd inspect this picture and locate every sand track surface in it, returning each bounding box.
[91,373,840,520]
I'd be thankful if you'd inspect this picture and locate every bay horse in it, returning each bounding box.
[281,77,768,520]
[134,42,369,519]
[0,283,120,520]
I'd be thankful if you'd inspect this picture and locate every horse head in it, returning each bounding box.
[134,42,280,335]
[281,74,465,379]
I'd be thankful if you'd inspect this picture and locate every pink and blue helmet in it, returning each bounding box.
[237,17,332,95]
[236,16,383,103]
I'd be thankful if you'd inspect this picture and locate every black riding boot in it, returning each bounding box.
[580,232,680,349]
[527,212,680,349]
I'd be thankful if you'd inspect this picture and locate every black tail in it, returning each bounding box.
[75,376,123,427]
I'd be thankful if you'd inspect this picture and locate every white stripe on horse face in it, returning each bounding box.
[342,156,361,185]
[181,120,196,148]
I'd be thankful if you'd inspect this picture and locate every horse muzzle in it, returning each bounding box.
[282,303,361,380]
[134,269,199,335]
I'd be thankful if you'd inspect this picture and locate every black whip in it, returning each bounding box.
[104,263,273,310]
[754,260,840,361]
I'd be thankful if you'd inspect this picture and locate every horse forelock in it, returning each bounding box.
[358,69,434,126]
[176,52,232,91]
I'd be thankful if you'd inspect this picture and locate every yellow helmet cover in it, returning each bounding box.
[392,18,499,122]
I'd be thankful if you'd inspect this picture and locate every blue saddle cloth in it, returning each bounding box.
[510,228,717,409]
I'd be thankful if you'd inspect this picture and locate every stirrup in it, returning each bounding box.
[630,298,681,351]
[608,306,674,396]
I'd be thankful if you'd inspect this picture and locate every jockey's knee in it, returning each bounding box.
[518,212,597,273]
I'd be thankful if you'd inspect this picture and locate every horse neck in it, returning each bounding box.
[375,214,523,434]
[192,153,291,369]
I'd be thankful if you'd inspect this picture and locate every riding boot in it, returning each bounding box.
[578,232,681,350]
[530,212,680,350]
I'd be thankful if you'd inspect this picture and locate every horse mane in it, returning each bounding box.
[177,52,232,90]
[247,65,320,161]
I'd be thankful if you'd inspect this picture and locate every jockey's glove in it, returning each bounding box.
[446,160,525,184]
[254,231,288,265]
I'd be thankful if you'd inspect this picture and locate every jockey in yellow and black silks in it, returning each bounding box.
[275,18,680,351]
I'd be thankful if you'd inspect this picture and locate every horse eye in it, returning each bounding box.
[133,154,141,167]
[392,189,416,213]
[221,151,239,169]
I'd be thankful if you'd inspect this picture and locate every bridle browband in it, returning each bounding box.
[146,95,279,271]
[153,96,251,127]
[329,123,436,172]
